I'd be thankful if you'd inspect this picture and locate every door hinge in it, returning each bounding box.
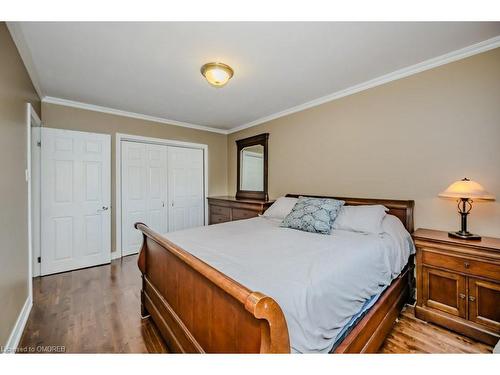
[37,256,41,263]
[37,141,41,147]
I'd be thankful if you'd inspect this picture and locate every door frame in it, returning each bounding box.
[27,103,41,282]
[115,133,208,259]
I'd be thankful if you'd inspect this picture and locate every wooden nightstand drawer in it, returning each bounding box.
[422,249,500,282]
[209,205,231,217]
[231,208,258,221]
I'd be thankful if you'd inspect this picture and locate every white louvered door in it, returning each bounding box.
[40,128,111,275]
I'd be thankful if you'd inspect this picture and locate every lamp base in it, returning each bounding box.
[448,231,481,241]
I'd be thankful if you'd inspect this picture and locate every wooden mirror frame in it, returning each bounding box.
[236,133,269,200]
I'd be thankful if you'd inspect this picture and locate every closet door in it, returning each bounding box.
[168,146,204,232]
[121,141,167,256]
[144,144,168,235]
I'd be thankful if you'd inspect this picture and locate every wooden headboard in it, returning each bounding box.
[285,194,415,233]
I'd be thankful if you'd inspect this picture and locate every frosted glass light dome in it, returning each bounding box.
[439,178,495,200]
[200,62,234,88]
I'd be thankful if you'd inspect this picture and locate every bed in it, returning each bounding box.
[136,194,415,353]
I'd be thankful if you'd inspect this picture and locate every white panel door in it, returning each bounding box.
[168,146,204,232]
[41,128,111,276]
[121,141,167,256]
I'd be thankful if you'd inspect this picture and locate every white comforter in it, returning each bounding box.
[163,216,412,353]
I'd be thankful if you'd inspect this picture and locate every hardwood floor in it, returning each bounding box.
[19,255,168,353]
[20,255,493,354]
[379,305,493,353]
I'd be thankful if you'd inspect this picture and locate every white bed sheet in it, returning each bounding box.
[163,216,413,353]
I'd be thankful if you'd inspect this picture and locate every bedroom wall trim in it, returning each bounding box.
[3,103,40,353]
[115,133,209,259]
[9,19,500,136]
[42,96,227,135]
[29,107,42,278]
[111,251,122,260]
[228,35,500,134]
[2,295,32,353]
[27,103,40,283]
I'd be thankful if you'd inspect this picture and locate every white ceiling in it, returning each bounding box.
[11,22,500,132]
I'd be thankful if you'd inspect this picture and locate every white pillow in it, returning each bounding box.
[382,214,415,254]
[382,214,416,276]
[261,197,298,220]
[332,204,388,234]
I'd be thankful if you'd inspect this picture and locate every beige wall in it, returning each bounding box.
[42,102,228,255]
[0,23,41,347]
[228,48,500,238]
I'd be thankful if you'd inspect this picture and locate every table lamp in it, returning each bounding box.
[439,178,495,240]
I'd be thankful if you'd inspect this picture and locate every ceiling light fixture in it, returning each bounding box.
[200,62,234,88]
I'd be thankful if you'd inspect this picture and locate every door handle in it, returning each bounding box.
[459,293,466,299]
[97,206,109,213]
[468,296,476,302]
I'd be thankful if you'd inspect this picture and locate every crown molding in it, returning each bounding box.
[42,97,229,134]
[11,20,499,136]
[228,35,500,134]
[6,22,44,98]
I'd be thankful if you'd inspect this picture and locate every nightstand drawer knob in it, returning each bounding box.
[468,296,476,302]
[459,293,466,299]
[464,262,470,268]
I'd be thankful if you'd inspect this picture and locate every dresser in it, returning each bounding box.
[413,228,500,345]
[207,196,274,225]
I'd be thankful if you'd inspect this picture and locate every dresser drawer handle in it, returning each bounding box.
[464,262,470,269]
[468,296,476,302]
[459,293,466,299]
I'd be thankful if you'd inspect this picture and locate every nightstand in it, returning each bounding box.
[413,229,500,345]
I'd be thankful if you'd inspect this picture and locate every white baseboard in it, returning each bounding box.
[111,251,122,260]
[2,295,32,353]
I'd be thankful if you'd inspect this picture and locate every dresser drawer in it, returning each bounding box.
[422,249,500,282]
[210,213,230,224]
[209,205,231,217]
[231,208,258,221]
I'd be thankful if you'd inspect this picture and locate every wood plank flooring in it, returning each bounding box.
[19,255,168,353]
[379,305,493,353]
[20,255,493,354]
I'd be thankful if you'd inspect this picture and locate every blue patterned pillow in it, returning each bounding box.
[281,197,344,234]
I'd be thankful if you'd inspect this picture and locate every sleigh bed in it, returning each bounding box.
[136,194,415,353]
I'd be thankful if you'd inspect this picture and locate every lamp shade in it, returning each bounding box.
[439,178,495,200]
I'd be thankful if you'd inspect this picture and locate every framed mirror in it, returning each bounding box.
[236,133,269,200]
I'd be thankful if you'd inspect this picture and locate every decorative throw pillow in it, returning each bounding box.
[281,197,344,234]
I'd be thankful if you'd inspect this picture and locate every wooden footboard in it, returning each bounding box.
[135,222,290,353]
